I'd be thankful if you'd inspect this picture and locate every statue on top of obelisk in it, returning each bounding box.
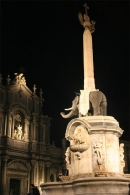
[60,3,107,118]
[78,3,95,33]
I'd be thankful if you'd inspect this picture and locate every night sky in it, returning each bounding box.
[1,1,129,145]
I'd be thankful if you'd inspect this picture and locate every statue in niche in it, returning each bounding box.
[12,130,17,139]
[14,114,21,130]
[12,113,25,140]
[17,124,23,140]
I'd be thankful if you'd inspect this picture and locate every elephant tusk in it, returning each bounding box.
[64,107,73,111]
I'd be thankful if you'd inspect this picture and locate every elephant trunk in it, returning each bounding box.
[60,110,75,119]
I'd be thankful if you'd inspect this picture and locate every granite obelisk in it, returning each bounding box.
[82,3,95,90]
[78,3,97,116]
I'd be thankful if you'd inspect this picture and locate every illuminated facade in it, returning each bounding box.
[0,72,66,195]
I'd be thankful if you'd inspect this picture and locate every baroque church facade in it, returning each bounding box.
[0,72,67,195]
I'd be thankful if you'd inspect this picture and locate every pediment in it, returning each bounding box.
[7,159,31,172]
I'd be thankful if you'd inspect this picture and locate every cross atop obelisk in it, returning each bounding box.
[83,3,89,15]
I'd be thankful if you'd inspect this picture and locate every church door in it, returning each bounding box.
[9,179,20,195]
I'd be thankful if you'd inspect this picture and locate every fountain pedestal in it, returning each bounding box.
[40,116,129,194]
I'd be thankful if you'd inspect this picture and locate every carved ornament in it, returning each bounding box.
[70,125,90,159]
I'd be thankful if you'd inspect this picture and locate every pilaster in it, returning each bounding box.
[30,160,36,184]
[2,156,8,195]
[45,163,51,182]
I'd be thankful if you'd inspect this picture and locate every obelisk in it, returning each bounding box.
[78,3,97,116]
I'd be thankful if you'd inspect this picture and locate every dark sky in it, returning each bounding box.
[1,1,129,145]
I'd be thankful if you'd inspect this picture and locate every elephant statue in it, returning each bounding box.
[60,91,107,118]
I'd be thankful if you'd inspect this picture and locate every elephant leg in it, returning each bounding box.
[89,91,102,116]
[88,102,93,116]
[100,101,107,116]
[93,106,101,115]
[90,99,101,115]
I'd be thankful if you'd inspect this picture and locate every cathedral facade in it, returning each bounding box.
[0,72,66,195]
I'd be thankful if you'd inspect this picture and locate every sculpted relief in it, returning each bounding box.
[70,125,90,160]
[7,159,31,172]
[119,143,125,174]
[93,139,104,171]
[65,147,71,165]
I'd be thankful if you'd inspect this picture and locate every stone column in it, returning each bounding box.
[46,123,50,144]
[44,167,47,183]
[27,171,30,192]
[45,163,51,182]
[39,122,43,143]
[23,178,28,195]
[39,162,45,183]
[2,157,8,195]
[20,179,23,195]
[0,117,2,136]
[32,114,36,142]
[24,119,29,141]
[43,124,46,144]
[7,114,12,137]
[42,165,46,183]
[34,165,38,185]
[4,115,7,136]
[46,166,50,182]
[11,116,15,138]
[54,172,57,182]
[6,176,10,195]
[30,160,36,184]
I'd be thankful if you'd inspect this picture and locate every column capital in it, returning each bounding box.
[39,162,45,170]
[2,156,9,162]
[45,162,51,167]
[31,160,36,166]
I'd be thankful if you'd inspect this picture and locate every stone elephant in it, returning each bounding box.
[60,91,107,118]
